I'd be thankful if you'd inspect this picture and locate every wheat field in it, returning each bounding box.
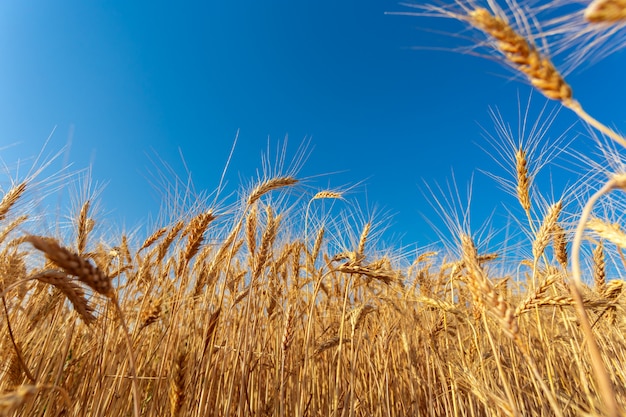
[1,1,626,416]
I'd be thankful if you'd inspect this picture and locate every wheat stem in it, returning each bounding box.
[571,176,624,417]
[565,101,626,148]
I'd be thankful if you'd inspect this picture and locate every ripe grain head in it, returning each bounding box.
[25,236,114,297]
[468,7,573,102]
[586,0,626,23]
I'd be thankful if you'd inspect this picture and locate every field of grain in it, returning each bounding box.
[1,1,626,416]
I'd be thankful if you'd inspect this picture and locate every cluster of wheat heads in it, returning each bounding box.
[412,0,626,415]
[0,156,625,417]
[0,82,621,417]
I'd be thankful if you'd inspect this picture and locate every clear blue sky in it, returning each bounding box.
[1,1,625,249]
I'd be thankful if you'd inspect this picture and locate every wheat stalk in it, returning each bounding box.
[280,305,295,417]
[570,175,626,417]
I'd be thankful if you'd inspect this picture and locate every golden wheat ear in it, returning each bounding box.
[312,190,343,200]
[0,182,27,223]
[469,8,573,103]
[586,0,626,23]
[515,147,531,212]
[467,7,626,148]
[30,270,97,324]
[0,385,71,415]
[24,236,114,297]
[247,176,298,206]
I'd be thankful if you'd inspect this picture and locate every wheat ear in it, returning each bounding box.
[461,234,518,338]
[247,176,298,206]
[76,200,93,255]
[155,221,185,264]
[469,7,626,148]
[181,211,216,263]
[312,190,343,200]
[139,298,162,331]
[309,227,324,267]
[30,270,96,324]
[0,182,26,223]
[587,218,626,248]
[252,206,279,279]
[593,240,607,295]
[25,236,113,297]
[245,204,258,257]
[515,272,567,316]
[25,236,141,417]
[469,8,572,102]
[528,201,562,288]
[0,384,70,415]
[138,226,168,253]
[516,148,531,213]
[0,215,28,246]
[356,222,371,263]
[185,211,216,259]
[170,346,187,416]
[585,0,626,23]
[532,201,562,262]
[552,223,568,269]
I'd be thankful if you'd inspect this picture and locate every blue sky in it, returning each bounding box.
[1,1,625,250]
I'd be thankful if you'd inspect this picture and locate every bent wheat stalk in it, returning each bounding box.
[570,174,626,417]
[2,297,36,383]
